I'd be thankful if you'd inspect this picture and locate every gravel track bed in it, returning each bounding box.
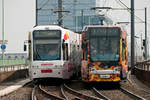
[40,84,78,100]
[35,86,52,100]
[67,81,98,98]
[121,80,150,100]
[63,89,79,100]
[36,79,65,100]
[42,85,63,98]
[0,82,33,100]
[1,79,149,100]
[99,88,132,100]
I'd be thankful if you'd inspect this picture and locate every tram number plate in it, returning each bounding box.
[100,75,110,78]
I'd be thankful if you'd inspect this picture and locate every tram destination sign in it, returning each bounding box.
[88,27,120,36]
[33,30,61,38]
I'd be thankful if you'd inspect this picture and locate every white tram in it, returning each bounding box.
[25,25,81,80]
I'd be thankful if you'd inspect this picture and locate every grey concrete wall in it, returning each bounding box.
[0,69,28,83]
[134,67,150,88]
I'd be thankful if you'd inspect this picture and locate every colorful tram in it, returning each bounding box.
[25,25,81,81]
[81,25,128,82]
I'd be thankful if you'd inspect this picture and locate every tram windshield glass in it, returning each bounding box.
[88,27,120,61]
[33,30,61,60]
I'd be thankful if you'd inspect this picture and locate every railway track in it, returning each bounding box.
[63,83,101,100]
[31,85,37,100]
[31,79,148,100]
[124,71,150,99]
[31,83,102,100]
[92,86,146,100]
[120,87,146,100]
[31,84,65,100]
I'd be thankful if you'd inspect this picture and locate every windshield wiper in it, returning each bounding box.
[35,48,41,60]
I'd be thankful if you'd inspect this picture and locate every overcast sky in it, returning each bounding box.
[0,0,35,53]
[0,0,150,53]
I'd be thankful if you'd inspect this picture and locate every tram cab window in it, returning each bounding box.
[62,40,68,60]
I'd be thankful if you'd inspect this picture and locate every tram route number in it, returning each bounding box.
[100,75,110,79]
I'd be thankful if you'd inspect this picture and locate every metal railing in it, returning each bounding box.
[0,59,27,66]
[0,59,29,72]
[135,60,150,71]
[0,65,29,72]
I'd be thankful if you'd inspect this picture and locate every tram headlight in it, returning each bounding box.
[113,67,120,74]
[32,65,39,68]
[55,65,58,68]
[91,68,96,71]
[32,66,35,68]
[90,68,97,74]
[55,65,63,68]
[90,68,96,72]
[114,67,120,71]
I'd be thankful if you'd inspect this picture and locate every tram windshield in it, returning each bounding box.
[33,30,61,60]
[88,27,120,61]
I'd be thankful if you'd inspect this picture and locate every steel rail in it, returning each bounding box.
[92,85,146,100]
[120,87,146,100]
[39,85,65,100]
[61,84,85,100]
[63,83,102,100]
[127,71,150,94]
[92,87,111,100]
[60,84,69,100]
[31,85,37,100]
[74,97,86,100]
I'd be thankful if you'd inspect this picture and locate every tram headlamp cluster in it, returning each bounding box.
[113,67,120,74]
[90,68,96,73]
[91,68,96,71]
[55,65,63,68]
[114,67,120,71]
[32,65,39,68]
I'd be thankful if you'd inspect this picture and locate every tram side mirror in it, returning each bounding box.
[122,39,126,44]
[141,46,144,50]
[24,44,27,51]
[28,40,31,44]
[82,38,88,48]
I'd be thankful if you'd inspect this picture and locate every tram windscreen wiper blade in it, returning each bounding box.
[35,48,41,60]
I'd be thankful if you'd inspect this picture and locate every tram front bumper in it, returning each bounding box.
[88,68,121,82]
[29,68,72,80]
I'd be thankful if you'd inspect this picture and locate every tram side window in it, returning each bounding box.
[63,43,68,60]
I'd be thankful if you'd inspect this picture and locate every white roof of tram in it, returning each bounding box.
[31,25,64,31]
